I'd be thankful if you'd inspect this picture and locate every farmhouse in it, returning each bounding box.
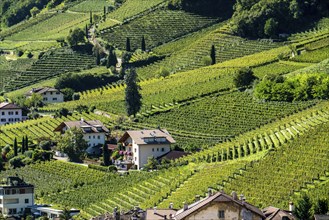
[54,119,109,153]
[119,129,176,170]
[26,87,64,103]
[146,191,265,220]
[0,176,34,217]
[263,205,295,220]
[0,102,23,125]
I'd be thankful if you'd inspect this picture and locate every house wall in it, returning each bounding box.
[133,143,171,169]
[84,133,106,147]
[0,188,34,217]
[42,91,64,103]
[184,201,262,220]
[0,109,23,125]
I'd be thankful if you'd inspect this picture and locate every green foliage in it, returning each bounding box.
[103,144,111,166]
[125,68,142,117]
[254,73,329,101]
[210,45,216,65]
[143,156,159,170]
[61,88,75,101]
[233,68,257,88]
[13,137,18,156]
[9,155,25,168]
[231,0,329,38]
[314,199,329,215]
[295,194,313,220]
[202,56,212,66]
[106,49,118,68]
[126,37,131,52]
[67,28,86,47]
[55,127,88,162]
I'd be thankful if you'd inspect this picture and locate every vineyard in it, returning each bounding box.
[70,0,114,12]
[100,9,218,50]
[4,48,95,91]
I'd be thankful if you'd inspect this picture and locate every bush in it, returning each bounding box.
[27,52,33,58]
[9,156,25,168]
[16,50,23,57]
[108,165,117,172]
[233,68,257,88]
[88,164,110,172]
[202,56,212,66]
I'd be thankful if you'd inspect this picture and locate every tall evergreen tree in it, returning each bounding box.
[22,136,25,154]
[294,194,313,220]
[13,137,18,156]
[314,199,328,215]
[85,24,88,38]
[125,68,142,117]
[103,6,106,21]
[126,37,131,52]
[103,144,110,166]
[106,49,118,68]
[96,51,100,65]
[90,11,93,24]
[141,36,146,51]
[210,45,216,65]
[25,136,29,151]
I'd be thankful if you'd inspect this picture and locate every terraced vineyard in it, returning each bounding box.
[7,12,89,41]
[4,48,95,91]
[70,0,114,12]
[222,119,329,209]
[100,9,218,50]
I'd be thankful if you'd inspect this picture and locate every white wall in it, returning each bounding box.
[134,144,171,169]
[84,133,106,147]
[0,109,23,125]
[0,190,33,216]
[42,91,64,103]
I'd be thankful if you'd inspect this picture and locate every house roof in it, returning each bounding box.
[263,206,295,220]
[0,102,21,110]
[54,120,109,133]
[157,150,189,161]
[315,215,329,220]
[26,87,61,96]
[174,192,265,220]
[145,209,177,220]
[119,129,176,145]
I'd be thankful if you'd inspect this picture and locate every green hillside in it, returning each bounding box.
[0,0,329,219]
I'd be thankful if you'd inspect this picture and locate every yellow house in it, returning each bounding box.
[146,191,265,220]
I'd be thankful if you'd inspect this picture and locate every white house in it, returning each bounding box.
[119,129,176,170]
[26,87,64,103]
[0,176,34,217]
[0,102,23,125]
[54,119,109,154]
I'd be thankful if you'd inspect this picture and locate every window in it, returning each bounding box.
[1,112,4,115]
[19,189,25,194]
[9,208,17,215]
[0,199,2,204]
[1,119,6,122]
[97,135,100,139]
[15,111,18,115]
[161,148,165,152]
[134,157,137,161]
[9,118,13,122]
[11,189,16,194]
[5,189,10,195]
[52,98,57,101]
[218,210,225,218]
[93,135,95,139]
[50,92,53,95]
[43,97,48,101]
[56,92,60,94]
[152,148,154,152]
[134,148,137,153]
[157,148,159,151]
[25,199,29,204]
[8,111,13,115]
[89,136,91,139]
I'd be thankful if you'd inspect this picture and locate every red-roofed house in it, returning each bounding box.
[118,129,176,169]
[0,102,23,125]
[146,191,265,220]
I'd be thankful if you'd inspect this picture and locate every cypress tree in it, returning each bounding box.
[141,36,146,51]
[210,44,216,65]
[22,136,25,154]
[13,137,18,156]
[25,136,29,151]
[103,6,106,21]
[103,144,110,166]
[106,49,118,68]
[96,51,100,65]
[294,194,313,220]
[126,37,131,52]
[90,11,93,24]
[125,68,142,117]
[85,24,88,38]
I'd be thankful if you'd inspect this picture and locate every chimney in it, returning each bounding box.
[154,207,157,214]
[207,188,213,197]
[169,202,174,209]
[195,195,200,202]
[239,194,244,201]
[289,202,294,212]
[183,202,188,211]
[164,215,167,220]
[231,191,238,200]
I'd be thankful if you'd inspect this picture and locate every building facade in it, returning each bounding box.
[0,176,34,217]
[54,119,109,154]
[26,87,64,103]
[119,129,176,169]
[0,102,23,125]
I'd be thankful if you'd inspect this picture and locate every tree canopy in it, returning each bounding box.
[125,68,142,117]
[67,28,86,47]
